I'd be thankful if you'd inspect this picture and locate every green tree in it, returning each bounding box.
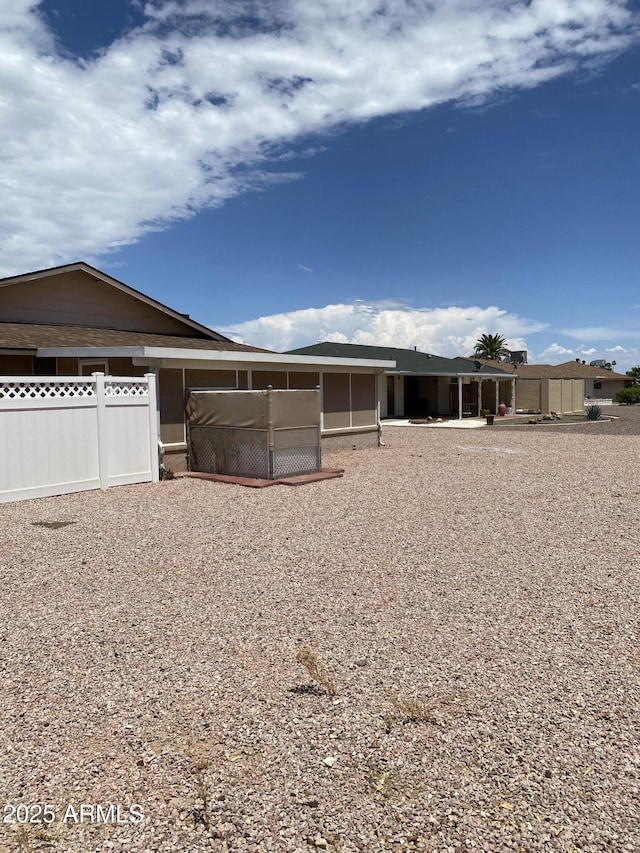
[473,333,510,362]
[625,365,640,381]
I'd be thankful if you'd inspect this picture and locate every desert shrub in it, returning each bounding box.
[586,404,602,420]
[617,386,640,405]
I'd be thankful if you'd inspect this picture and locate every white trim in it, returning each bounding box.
[36,345,395,370]
[79,358,108,375]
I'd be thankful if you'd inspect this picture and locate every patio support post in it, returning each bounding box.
[478,379,482,416]
[511,377,516,413]
[495,380,499,414]
[145,372,160,482]
[458,376,463,420]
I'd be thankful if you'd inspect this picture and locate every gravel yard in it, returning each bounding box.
[1,420,639,852]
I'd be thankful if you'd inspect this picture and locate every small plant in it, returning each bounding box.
[13,824,55,851]
[296,647,339,696]
[586,404,602,420]
[386,691,442,725]
[367,768,402,798]
[385,689,472,726]
[188,740,212,830]
[160,464,175,480]
[617,385,640,405]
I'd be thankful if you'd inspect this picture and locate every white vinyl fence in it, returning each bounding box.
[0,374,159,504]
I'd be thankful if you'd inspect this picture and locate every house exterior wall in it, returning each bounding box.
[438,378,454,414]
[378,374,388,419]
[157,366,379,471]
[0,270,203,335]
[499,380,514,411]
[322,429,379,452]
[351,374,376,427]
[289,371,320,390]
[322,372,351,430]
[422,376,440,414]
[159,368,186,445]
[185,369,236,388]
[586,378,627,400]
[0,354,33,374]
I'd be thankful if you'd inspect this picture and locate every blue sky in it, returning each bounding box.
[2,0,640,367]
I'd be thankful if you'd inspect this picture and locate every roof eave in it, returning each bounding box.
[36,345,395,369]
[0,262,229,344]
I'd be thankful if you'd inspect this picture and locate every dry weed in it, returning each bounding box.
[296,647,339,696]
[385,691,444,725]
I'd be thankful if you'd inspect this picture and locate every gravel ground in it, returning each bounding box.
[1,421,639,853]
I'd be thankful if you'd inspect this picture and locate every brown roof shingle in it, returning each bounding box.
[466,358,629,381]
[0,322,272,354]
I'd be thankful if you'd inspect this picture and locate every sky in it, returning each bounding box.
[1,0,640,368]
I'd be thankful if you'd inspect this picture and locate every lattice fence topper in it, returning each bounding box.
[105,381,149,397]
[0,381,96,399]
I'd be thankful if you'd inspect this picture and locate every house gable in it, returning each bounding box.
[0,263,228,340]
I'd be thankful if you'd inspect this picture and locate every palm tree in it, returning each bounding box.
[473,333,510,362]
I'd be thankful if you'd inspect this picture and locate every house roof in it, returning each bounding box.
[288,342,512,377]
[0,322,272,353]
[468,358,630,381]
[0,262,231,343]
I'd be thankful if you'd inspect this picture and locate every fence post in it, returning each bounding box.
[266,385,274,479]
[94,373,108,490]
[145,373,160,482]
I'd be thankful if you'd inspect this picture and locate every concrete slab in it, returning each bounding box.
[175,469,344,488]
[383,418,487,429]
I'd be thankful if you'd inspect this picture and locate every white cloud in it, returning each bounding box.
[534,342,640,371]
[603,347,640,369]
[559,326,640,340]
[536,342,576,362]
[222,300,546,354]
[0,0,638,273]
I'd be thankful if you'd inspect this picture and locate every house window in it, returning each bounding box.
[594,381,602,389]
[33,357,57,375]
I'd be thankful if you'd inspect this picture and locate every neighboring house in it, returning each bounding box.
[467,358,631,412]
[558,360,631,401]
[0,264,393,469]
[287,343,515,418]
